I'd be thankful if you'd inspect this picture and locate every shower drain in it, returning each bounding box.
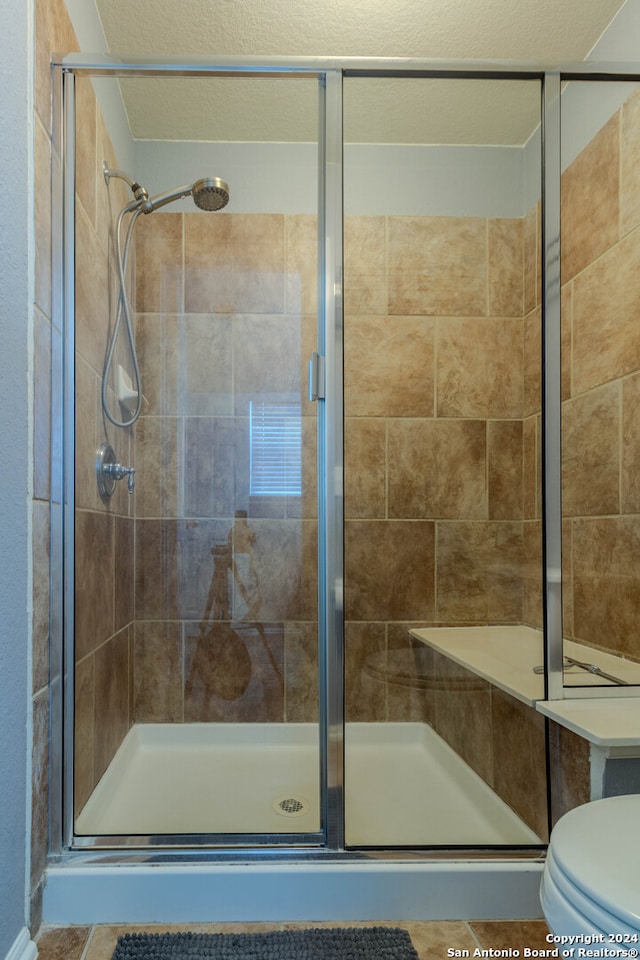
[272,795,310,818]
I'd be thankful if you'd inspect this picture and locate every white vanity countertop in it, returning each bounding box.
[409,625,640,710]
[535,698,640,747]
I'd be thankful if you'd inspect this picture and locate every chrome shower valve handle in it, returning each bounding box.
[96,442,135,500]
[104,461,135,494]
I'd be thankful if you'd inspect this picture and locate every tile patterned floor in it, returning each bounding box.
[36,919,552,960]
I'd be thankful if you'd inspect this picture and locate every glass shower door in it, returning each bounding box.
[342,74,548,848]
[70,69,323,843]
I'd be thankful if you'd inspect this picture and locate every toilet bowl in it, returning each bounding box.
[541,794,640,936]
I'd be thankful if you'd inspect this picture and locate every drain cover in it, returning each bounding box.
[273,795,310,817]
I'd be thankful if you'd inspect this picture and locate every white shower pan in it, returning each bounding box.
[75,721,540,846]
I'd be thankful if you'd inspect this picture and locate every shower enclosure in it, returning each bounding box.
[49,55,640,876]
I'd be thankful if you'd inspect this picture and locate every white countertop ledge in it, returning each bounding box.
[409,625,640,711]
[535,698,640,747]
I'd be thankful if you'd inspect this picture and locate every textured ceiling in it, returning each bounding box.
[94,0,627,144]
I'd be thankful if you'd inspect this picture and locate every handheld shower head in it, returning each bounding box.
[103,163,230,214]
[192,177,230,211]
[101,166,230,430]
[143,177,230,213]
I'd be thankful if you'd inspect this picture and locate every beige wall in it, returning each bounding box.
[130,206,542,736]
[57,175,551,837]
[131,211,318,726]
[561,88,640,663]
[343,208,542,722]
[541,82,640,824]
[341,209,547,838]
[73,75,137,816]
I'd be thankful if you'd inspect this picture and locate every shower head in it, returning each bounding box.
[143,177,230,214]
[103,163,230,214]
[192,177,230,211]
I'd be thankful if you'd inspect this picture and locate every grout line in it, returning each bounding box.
[181,211,186,315]
[567,515,574,640]
[433,316,438,419]
[384,417,389,520]
[78,926,96,960]
[485,419,490,520]
[618,104,623,243]
[433,519,438,620]
[181,621,186,724]
[465,920,483,950]
[618,377,624,514]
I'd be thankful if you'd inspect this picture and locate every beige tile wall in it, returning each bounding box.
[343,208,547,839]
[561,83,640,664]
[132,211,319,726]
[72,75,137,820]
[344,211,542,724]
[131,207,543,739]
[94,203,542,832]
[422,651,549,840]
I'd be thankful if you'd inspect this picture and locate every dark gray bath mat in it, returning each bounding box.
[111,926,419,959]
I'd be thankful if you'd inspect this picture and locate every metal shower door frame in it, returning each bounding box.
[53,59,342,853]
[50,54,640,860]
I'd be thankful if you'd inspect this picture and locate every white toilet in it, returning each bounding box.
[541,794,640,935]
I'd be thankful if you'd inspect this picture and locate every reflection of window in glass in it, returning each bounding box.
[249,400,302,497]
